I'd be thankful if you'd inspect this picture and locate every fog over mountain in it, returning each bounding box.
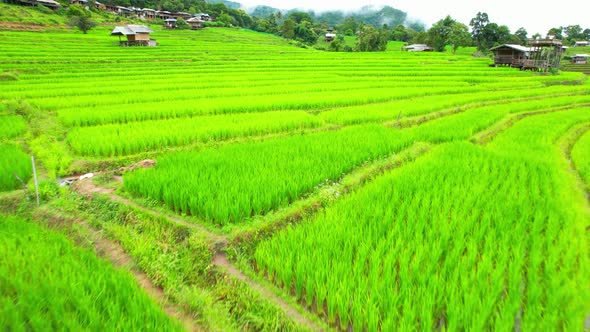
[230,0,588,36]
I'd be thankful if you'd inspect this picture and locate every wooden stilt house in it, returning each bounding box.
[187,17,204,29]
[525,38,563,71]
[111,25,156,47]
[572,54,589,64]
[164,18,177,29]
[489,44,531,67]
[490,39,563,72]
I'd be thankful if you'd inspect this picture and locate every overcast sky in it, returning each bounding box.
[238,0,588,36]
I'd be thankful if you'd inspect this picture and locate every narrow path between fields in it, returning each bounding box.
[557,123,590,330]
[73,179,324,332]
[93,231,201,332]
[473,105,590,145]
[559,123,590,203]
[39,208,201,332]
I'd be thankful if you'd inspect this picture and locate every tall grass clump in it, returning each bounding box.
[0,215,182,331]
[0,115,27,139]
[0,144,31,192]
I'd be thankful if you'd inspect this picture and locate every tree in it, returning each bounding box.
[252,18,269,32]
[355,25,388,52]
[339,17,358,36]
[68,15,96,34]
[328,35,345,52]
[475,23,512,50]
[412,31,428,44]
[161,0,183,12]
[281,18,295,39]
[266,13,279,34]
[470,12,489,51]
[392,24,409,42]
[217,13,232,26]
[428,15,455,52]
[564,25,583,39]
[494,25,512,44]
[448,22,471,54]
[67,4,89,18]
[293,20,317,44]
[287,11,313,24]
[514,27,528,44]
[547,27,563,40]
[176,18,190,29]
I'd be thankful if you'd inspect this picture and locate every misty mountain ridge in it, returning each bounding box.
[219,1,424,31]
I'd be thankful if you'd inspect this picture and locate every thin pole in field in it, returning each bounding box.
[31,156,40,207]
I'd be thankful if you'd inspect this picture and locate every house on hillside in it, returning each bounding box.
[141,8,156,19]
[35,0,59,8]
[325,28,336,42]
[572,54,589,64]
[111,25,156,47]
[164,18,177,29]
[489,44,531,67]
[175,12,192,20]
[115,6,134,17]
[187,17,204,29]
[5,0,60,9]
[403,44,433,52]
[156,10,173,20]
[574,41,589,47]
[194,13,212,21]
[94,1,106,10]
[104,3,118,13]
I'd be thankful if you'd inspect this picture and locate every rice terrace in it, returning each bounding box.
[0,1,589,331]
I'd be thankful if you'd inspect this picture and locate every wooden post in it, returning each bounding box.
[31,156,40,207]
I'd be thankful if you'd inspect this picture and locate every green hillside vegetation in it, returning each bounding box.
[0,3,126,28]
[0,3,66,26]
[562,46,590,75]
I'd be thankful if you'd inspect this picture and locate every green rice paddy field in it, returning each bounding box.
[1,23,589,331]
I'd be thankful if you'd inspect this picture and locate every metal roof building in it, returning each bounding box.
[111,25,155,46]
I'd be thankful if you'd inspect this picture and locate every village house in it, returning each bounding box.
[574,41,589,47]
[194,13,212,21]
[403,44,434,52]
[104,3,118,13]
[156,10,173,20]
[94,1,105,10]
[5,0,60,9]
[111,25,156,47]
[164,18,177,29]
[489,44,530,67]
[175,12,192,20]
[187,17,204,29]
[115,6,134,17]
[69,0,87,6]
[572,54,589,64]
[324,28,336,42]
[490,39,563,72]
[140,8,156,19]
